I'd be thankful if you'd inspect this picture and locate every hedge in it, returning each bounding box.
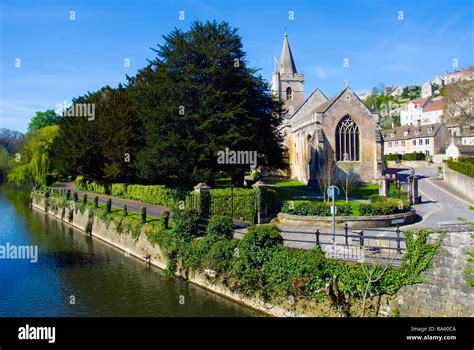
[384,153,426,162]
[74,176,181,206]
[281,200,353,216]
[447,159,474,178]
[209,188,255,222]
[359,198,410,216]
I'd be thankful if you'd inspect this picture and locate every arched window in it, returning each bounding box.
[336,116,360,161]
[286,87,292,100]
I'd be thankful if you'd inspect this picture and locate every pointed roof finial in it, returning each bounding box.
[278,29,297,74]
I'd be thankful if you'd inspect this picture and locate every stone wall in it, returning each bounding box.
[443,166,474,202]
[381,230,474,317]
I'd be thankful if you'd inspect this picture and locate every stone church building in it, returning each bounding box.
[271,33,384,184]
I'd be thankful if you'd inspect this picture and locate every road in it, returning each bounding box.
[401,164,474,229]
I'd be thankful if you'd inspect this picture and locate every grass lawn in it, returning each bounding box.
[263,179,307,187]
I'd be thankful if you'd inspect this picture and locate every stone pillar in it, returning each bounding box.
[252,180,268,224]
[193,182,211,218]
[378,178,390,197]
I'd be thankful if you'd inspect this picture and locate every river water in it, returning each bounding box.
[0,185,259,317]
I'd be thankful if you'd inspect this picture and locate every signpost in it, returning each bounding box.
[327,185,340,257]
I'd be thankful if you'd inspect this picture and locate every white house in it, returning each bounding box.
[421,99,444,125]
[400,97,431,126]
[446,142,474,159]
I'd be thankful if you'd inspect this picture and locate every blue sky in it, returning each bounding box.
[1,0,473,132]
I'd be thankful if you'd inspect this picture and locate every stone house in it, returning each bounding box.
[383,123,450,157]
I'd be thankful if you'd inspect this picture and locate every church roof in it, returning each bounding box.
[278,33,297,74]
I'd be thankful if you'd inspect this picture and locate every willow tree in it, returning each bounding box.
[8,125,59,186]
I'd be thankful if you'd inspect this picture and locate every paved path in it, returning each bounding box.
[51,182,170,218]
[401,165,474,229]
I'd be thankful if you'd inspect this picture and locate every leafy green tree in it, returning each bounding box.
[27,110,61,133]
[134,20,284,187]
[53,85,144,182]
[0,146,11,182]
[8,125,59,186]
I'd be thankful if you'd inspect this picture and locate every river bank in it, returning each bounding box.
[31,195,299,317]
[0,184,257,317]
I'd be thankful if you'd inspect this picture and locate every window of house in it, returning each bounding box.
[415,130,419,135]
[425,139,430,145]
[428,127,433,133]
[336,115,360,161]
[395,141,398,147]
[425,150,430,156]
[286,87,292,101]
[388,142,392,148]
[401,141,405,147]
[419,139,423,145]
[390,133,394,138]
[412,140,416,146]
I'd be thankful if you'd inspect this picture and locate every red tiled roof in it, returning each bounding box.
[411,97,430,106]
[424,100,444,112]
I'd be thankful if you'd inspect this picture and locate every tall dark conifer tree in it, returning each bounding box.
[135,20,284,187]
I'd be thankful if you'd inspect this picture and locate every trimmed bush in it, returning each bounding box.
[447,159,474,178]
[281,200,352,216]
[359,198,409,216]
[111,183,128,197]
[384,154,401,161]
[402,152,426,161]
[140,206,146,224]
[368,194,385,203]
[105,198,112,213]
[208,188,255,222]
[160,211,170,230]
[124,184,179,206]
[207,215,234,240]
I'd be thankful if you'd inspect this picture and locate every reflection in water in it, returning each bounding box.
[0,185,259,317]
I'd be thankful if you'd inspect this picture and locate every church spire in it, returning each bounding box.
[278,32,297,74]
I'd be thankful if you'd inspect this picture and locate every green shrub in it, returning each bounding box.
[337,202,353,216]
[160,211,170,230]
[384,154,401,161]
[242,224,283,250]
[140,206,146,224]
[368,194,385,203]
[207,215,234,240]
[402,152,426,161]
[124,184,179,206]
[281,200,330,216]
[111,183,128,197]
[281,200,352,216]
[204,239,238,274]
[105,198,112,213]
[359,198,409,216]
[173,209,200,242]
[447,159,474,178]
[208,188,255,222]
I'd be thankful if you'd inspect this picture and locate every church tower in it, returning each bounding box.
[271,33,305,116]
